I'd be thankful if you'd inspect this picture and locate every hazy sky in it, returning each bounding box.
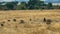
[0,0,60,3]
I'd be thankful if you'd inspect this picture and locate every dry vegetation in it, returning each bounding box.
[0,10,60,34]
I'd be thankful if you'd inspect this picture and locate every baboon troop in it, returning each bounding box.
[0,17,53,27]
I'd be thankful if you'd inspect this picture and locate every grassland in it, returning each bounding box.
[0,10,60,34]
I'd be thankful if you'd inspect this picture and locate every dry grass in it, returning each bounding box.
[0,10,60,34]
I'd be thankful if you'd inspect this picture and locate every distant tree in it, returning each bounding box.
[48,3,52,9]
[59,6,60,9]
[27,0,39,9]
[0,2,2,4]
[27,0,44,9]
[5,3,14,10]
[0,2,7,10]
[5,1,18,10]
[16,2,27,10]
[0,5,2,10]
[0,2,3,10]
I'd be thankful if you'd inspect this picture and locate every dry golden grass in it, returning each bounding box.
[0,10,60,34]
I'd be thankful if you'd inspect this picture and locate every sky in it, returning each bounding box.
[45,0,60,3]
[0,0,29,2]
[0,0,60,3]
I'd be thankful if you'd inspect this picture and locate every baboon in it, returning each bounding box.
[8,20,10,22]
[46,19,52,25]
[30,19,32,21]
[2,21,5,23]
[0,24,4,26]
[20,20,24,23]
[13,19,16,22]
[43,17,46,22]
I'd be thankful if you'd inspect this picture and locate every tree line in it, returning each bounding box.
[0,0,60,10]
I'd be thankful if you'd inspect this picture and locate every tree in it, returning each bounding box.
[27,0,44,9]
[16,2,27,10]
[5,1,18,10]
[0,2,3,10]
[27,0,39,9]
[0,2,7,10]
[48,3,52,9]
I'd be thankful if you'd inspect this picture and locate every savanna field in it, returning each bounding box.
[0,10,60,34]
